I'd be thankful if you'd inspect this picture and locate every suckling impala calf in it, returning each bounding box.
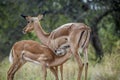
[7,39,71,80]
[49,36,69,55]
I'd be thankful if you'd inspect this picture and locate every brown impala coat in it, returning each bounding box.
[7,40,71,80]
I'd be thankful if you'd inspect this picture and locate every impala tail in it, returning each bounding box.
[78,27,91,50]
[9,48,13,63]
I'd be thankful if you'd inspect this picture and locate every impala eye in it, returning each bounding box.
[27,21,30,23]
[31,20,34,23]
[65,38,67,40]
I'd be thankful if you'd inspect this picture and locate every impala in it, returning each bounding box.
[22,14,91,80]
[7,37,71,80]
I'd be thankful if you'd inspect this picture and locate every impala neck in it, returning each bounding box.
[34,21,49,45]
[49,51,71,67]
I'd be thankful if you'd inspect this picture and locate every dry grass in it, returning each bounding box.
[0,57,93,80]
[0,50,120,80]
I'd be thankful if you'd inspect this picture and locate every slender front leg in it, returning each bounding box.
[41,63,47,80]
[60,65,63,80]
[49,67,59,80]
[55,66,58,76]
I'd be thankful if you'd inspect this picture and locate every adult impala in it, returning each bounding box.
[7,27,89,80]
[22,14,91,80]
[7,38,71,80]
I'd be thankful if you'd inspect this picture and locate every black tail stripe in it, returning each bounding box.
[78,31,85,46]
[82,30,88,48]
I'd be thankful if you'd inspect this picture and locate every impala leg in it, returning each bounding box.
[83,48,88,80]
[49,67,59,80]
[55,66,58,75]
[71,48,84,80]
[60,64,63,80]
[41,63,47,80]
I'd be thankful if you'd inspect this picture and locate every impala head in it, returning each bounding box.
[21,14,43,34]
[55,45,70,56]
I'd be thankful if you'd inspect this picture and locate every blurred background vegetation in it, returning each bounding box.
[0,0,120,80]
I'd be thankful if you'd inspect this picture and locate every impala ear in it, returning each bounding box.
[42,11,48,16]
[21,14,27,19]
[38,15,43,20]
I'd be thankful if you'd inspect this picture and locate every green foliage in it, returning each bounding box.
[41,14,71,32]
[0,0,43,57]
[98,15,119,54]
[0,0,26,56]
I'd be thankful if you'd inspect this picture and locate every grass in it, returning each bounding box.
[0,41,120,80]
[90,53,120,80]
[1,53,120,80]
[90,42,120,80]
[0,57,91,80]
